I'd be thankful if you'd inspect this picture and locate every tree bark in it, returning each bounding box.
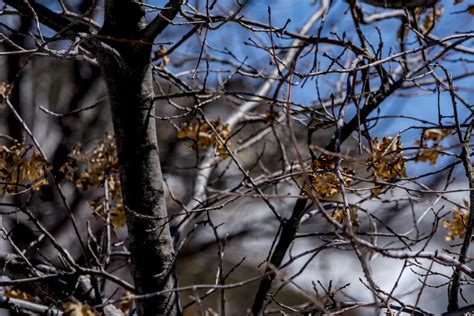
[97,2,178,315]
[101,59,178,315]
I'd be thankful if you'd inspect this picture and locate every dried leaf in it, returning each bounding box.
[4,288,32,301]
[110,203,126,230]
[422,6,444,30]
[415,142,443,165]
[331,207,359,227]
[468,4,474,14]
[0,82,12,104]
[368,136,407,182]
[119,291,134,313]
[62,299,99,316]
[443,201,470,241]
[422,128,450,142]
[306,154,355,198]
[415,129,450,165]
[156,45,170,66]
[61,135,125,230]
[0,143,50,194]
[178,119,231,159]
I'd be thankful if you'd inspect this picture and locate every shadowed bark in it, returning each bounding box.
[99,51,178,315]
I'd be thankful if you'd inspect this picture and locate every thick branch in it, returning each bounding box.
[361,0,437,8]
[250,198,309,315]
[97,2,180,311]
[141,0,182,42]
[3,0,91,37]
[0,296,63,315]
[447,72,474,311]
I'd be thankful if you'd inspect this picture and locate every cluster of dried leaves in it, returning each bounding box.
[305,154,355,199]
[53,127,466,244]
[0,143,50,194]
[61,134,125,230]
[177,119,231,158]
[331,207,360,227]
[369,136,407,182]
[367,136,406,196]
[304,138,408,200]
[4,287,33,301]
[5,287,105,316]
[62,299,99,316]
[4,287,134,314]
[443,201,470,242]
[415,128,450,165]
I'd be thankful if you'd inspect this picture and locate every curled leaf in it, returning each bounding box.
[422,128,450,142]
[119,291,135,313]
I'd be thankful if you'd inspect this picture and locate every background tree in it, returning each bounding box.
[0,0,473,315]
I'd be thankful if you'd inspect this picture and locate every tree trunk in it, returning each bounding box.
[98,1,178,315]
[101,61,178,316]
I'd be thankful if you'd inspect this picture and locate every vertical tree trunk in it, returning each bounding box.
[98,2,179,315]
[101,56,179,315]
[101,61,178,316]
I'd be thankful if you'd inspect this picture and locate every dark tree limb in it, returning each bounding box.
[97,1,181,314]
[361,0,437,8]
[250,198,309,315]
[142,0,182,42]
[446,70,474,312]
[0,295,63,315]
[3,0,92,37]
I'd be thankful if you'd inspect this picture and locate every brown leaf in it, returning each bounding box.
[368,136,407,182]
